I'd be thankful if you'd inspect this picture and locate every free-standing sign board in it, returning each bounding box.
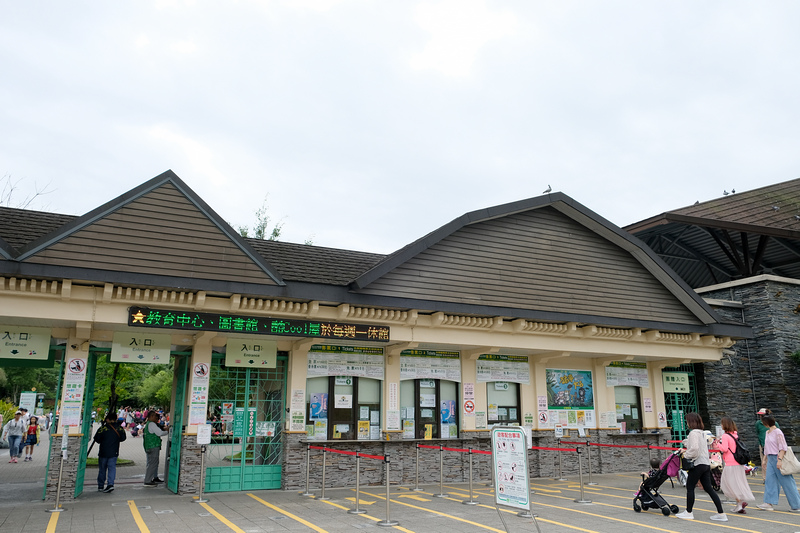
[491,426,532,513]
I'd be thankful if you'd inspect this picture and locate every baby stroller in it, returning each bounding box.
[633,451,681,516]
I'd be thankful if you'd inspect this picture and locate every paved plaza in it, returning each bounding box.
[2,428,800,532]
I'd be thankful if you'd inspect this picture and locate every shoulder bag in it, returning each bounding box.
[780,447,800,475]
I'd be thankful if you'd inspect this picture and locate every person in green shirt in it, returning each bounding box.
[756,408,779,475]
[143,410,168,486]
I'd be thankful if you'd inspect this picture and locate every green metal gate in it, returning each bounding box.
[75,351,98,498]
[662,364,699,441]
[166,355,189,493]
[204,356,286,492]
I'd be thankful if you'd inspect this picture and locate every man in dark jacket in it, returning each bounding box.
[94,412,127,492]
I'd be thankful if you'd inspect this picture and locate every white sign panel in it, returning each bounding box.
[225,339,277,368]
[188,362,211,425]
[605,362,649,388]
[476,355,530,384]
[492,427,531,511]
[307,346,384,379]
[111,332,171,363]
[0,326,51,360]
[196,424,212,445]
[399,350,461,381]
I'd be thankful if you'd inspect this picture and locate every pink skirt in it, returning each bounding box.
[720,464,754,502]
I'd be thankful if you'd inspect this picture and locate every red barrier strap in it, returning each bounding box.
[358,453,385,461]
[473,449,492,455]
[667,440,683,443]
[309,445,325,451]
[559,441,588,445]
[442,446,470,453]
[324,448,358,456]
[588,442,648,449]
[651,446,682,451]
[418,444,440,450]
[530,446,579,452]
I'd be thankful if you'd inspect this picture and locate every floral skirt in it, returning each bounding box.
[720,464,754,502]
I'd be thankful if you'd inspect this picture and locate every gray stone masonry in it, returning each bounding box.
[177,434,202,495]
[45,434,83,503]
[702,278,800,449]
[281,429,669,490]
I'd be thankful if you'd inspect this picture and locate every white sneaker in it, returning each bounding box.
[710,513,728,521]
[676,511,694,520]
[756,503,774,511]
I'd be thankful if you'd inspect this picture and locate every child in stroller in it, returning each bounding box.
[633,451,682,516]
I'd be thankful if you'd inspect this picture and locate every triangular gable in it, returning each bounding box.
[16,170,284,286]
[354,193,719,326]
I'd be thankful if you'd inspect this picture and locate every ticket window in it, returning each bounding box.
[614,386,643,433]
[400,379,459,439]
[306,376,382,440]
[487,382,520,426]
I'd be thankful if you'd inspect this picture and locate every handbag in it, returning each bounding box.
[780,447,800,475]
[681,455,695,471]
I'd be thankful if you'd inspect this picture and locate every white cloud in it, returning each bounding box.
[409,0,518,77]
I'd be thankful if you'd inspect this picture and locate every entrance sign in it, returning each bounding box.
[662,372,690,393]
[0,326,51,361]
[110,332,171,363]
[225,339,277,368]
[492,426,532,512]
[128,306,390,342]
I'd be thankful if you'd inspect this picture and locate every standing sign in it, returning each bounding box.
[19,391,37,412]
[491,426,532,512]
[197,424,212,445]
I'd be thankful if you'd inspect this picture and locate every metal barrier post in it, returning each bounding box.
[377,455,399,527]
[647,443,653,463]
[348,451,367,514]
[193,445,209,503]
[434,445,446,497]
[319,447,329,501]
[301,444,313,496]
[462,448,478,505]
[557,439,567,481]
[412,443,423,491]
[573,447,592,504]
[585,443,597,486]
[46,455,66,513]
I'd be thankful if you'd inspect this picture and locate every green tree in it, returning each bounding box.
[0,366,60,404]
[137,368,174,407]
[237,196,284,240]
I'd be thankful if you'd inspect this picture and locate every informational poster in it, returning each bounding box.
[440,400,456,424]
[400,350,461,381]
[111,332,171,363]
[290,410,306,431]
[291,389,305,410]
[403,419,415,438]
[61,356,87,428]
[386,409,400,430]
[537,395,547,411]
[546,369,594,411]
[475,411,487,429]
[307,419,328,440]
[19,392,37,412]
[389,382,398,410]
[188,361,211,425]
[225,338,277,368]
[358,420,370,440]
[657,411,668,428]
[476,355,530,384]
[643,397,653,413]
[335,394,352,408]
[605,410,618,428]
[463,382,474,401]
[662,372,690,393]
[307,345,384,379]
[492,427,531,512]
[309,393,328,420]
[0,326,51,361]
[538,410,550,428]
[605,361,649,388]
[197,424,212,445]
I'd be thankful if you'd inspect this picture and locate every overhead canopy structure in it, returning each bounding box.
[625,178,800,288]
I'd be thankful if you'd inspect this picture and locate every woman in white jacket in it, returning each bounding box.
[1,410,27,463]
[676,412,727,521]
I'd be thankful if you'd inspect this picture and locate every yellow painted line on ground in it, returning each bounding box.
[127,500,151,533]
[45,512,59,533]
[318,497,416,533]
[345,496,376,504]
[198,502,246,533]
[248,493,328,533]
[396,494,431,502]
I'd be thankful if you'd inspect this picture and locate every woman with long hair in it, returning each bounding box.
[676,412,727,521]
[757,415,800,511]
[716,417,754,513]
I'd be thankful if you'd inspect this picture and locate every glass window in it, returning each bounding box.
[614,386,642,433]
[400,379,459,439]
[487,382,520,425]
[305,376,381,440]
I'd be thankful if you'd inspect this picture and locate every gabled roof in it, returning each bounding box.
[625,178,800,288]
[7,170,285,286]
[354,192,724,327]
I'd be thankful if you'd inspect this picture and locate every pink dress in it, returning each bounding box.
[717,432,754,503]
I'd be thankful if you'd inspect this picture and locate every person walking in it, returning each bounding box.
[22,416,40,461]
[143,410,168,486]
[676,412,727,521]
[93,412,127,492]
[716,416,755,513]
[756,408,779,476]
[2,411,27,463]
[756,414,800,511]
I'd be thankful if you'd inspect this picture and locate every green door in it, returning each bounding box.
[166,355,189,493]
[204,357,286,492]
[662,364,699,441]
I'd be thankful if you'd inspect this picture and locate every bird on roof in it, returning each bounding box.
[731,189,735,193]
[723,190,729,195]
[543,185,552,194]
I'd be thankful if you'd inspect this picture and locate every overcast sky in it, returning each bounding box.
[2,1,799,254]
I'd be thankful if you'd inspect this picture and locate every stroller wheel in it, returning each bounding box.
[633,498,642,513]
[661,507,671,516]
[670,505,679,514]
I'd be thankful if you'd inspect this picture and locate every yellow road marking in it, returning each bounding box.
[127,500,151,533]
[319,498,416,533]
[345,496,376,504]
[45,512,59,533]
[248,493,329,533]
[396,494,431,502]
[198,502,246,533]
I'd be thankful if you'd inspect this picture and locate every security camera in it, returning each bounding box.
[70,344,78,350]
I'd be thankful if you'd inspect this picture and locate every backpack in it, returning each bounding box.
[729,433,751,465]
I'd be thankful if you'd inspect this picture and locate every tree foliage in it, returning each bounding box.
[0,365,60,404]
[238,195,284,240]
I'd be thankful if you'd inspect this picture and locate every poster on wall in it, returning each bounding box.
[546,369,594,408]
[476,354,530,384]
[605,361,649,388]
[309,393,328,420]
[400,350,461,381]
[0,326,51,361]
[307,345,384,379]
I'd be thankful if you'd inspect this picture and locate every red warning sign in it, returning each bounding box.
[464,400,475,414]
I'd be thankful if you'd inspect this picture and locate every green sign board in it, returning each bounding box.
[128,306,389,342]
